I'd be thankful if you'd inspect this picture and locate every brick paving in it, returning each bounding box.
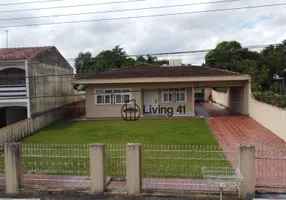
[206,114,285,194]
[207,116,284,148]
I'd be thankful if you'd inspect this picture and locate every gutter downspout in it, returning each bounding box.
[25,60,31,118]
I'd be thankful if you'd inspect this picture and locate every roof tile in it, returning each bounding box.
[79,64,242,79]
[0,46,53,61]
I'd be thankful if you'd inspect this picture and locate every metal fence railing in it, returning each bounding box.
[142,144,238,193]
[255,143,286,193]
[106,144,126,181]
[22,143,90,188]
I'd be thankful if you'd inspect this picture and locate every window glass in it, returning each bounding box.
[179,93,185,101]
[114,89,122,93]
[116,94,122,103]
[163,93,169,102]
[123,94,130,103]
[122,89,131,93]
[96,90,104,94]
[96,95,104,104]
[105,95,111,104]
[169,93,173,102]
[105,90,112,93]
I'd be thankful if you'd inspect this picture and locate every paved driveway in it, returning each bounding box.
[195,103,239,117]
[207,116,284,148]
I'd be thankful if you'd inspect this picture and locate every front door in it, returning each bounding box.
[144,90,158,114]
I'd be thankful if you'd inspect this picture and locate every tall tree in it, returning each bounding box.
[75,52,94,76]
[205,41,270,90]
[74,46,136,75]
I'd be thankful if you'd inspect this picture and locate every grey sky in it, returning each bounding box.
[0,0,285,66]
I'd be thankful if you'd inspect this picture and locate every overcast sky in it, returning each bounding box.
[0,0,285,66]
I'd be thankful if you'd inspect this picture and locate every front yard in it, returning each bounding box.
[22,119,231,179]
[23,119,219,145]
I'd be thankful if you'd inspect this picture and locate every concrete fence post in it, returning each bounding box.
[126,143,142,195]
[89,143,106,194]
[4,143,23,194]
[238,144,255,198]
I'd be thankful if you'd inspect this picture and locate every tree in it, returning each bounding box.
[75,52,94,76]
[205,41,272,90]
[74,46,136,75]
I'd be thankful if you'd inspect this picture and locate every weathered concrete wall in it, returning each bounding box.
[28,47,75,116]
[249,92,286,141]
[0,100,85,144]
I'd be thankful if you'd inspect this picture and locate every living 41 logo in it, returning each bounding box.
[143,104,186,117]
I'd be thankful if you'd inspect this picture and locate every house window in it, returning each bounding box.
[163,92,173,102]
[162,88,186,103]
[95,88,131,105]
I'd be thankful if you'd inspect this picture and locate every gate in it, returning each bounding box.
[255,143,286,193]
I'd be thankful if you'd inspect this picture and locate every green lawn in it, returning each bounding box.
[21,119,231,179]
[23,119,218,145]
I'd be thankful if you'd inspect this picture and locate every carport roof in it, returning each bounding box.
[77,64,242,80]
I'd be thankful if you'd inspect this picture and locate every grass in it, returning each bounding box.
[21,119,231,179]
[23,119,219,145]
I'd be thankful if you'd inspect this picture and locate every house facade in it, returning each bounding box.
[72,64,250,119]
[0,46,74,128]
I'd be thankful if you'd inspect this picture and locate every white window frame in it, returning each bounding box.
[176,89,187,103]
[95,88,132,105]
[162,88,187,103]
[162,89,173,103]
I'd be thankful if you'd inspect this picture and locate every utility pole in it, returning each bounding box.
[5,30,8,48]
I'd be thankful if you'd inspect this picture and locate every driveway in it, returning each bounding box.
[195,103,239,117]
[207,115,284,148]
[207,115,285,193]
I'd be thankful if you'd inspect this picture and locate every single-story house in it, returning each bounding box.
[71,64,250,119]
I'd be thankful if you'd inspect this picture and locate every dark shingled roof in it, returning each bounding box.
[0,46,54,61]
[79,64,241,79]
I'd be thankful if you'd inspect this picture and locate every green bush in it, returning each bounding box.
[253,91,286,108]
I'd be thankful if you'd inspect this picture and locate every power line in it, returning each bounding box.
[1,2,285,28]
[0,0,144,14]
[0,0,238,22]
[0,0,65,6]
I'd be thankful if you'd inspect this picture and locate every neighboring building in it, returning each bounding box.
[0,46,74,128]
[72,63,250,119]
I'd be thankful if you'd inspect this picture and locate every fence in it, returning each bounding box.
[0,100,85,145]
[21,143,89,188]
[255,143,286,193]
[2,142,284,199]
[142,144,238,192]
[106,144,126,180]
